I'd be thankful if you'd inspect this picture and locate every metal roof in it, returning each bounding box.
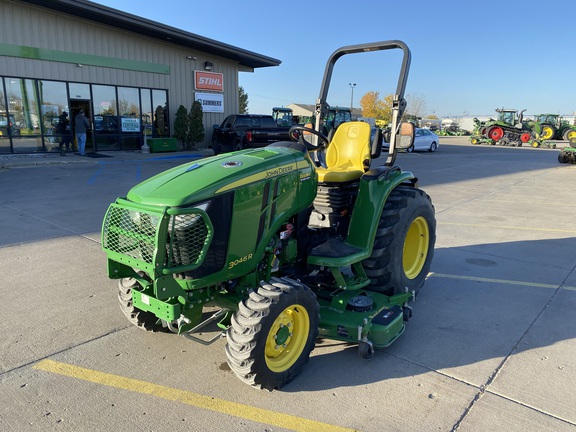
[19,0,281,69]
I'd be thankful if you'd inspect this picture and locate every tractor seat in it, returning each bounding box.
[316,121,372,183]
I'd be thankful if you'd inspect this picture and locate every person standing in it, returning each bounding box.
[57,111,71,156]
[74,109,90,156]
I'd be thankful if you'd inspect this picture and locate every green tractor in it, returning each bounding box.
[272,107,295,127]
[533,113,576,142]
[557,137,576,163]
[482,108,537,146]
[469,118,492,145]
[101,41,436,390]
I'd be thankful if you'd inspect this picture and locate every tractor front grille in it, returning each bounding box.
[167,213,210,267]
[102,203,212,272]
[102,205,160,266]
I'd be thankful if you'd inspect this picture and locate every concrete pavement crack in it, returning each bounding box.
[449,262,576,430]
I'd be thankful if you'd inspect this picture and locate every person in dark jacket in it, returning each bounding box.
[57,111,71,156]
[74,109,90,156]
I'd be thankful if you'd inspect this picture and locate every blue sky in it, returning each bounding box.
[97,0,575,118]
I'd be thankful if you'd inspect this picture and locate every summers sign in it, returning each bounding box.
[195,92,224,113]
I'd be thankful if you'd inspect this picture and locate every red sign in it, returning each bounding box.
[195,71,224,92]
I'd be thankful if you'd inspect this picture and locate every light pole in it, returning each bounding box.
[349,83,356,112]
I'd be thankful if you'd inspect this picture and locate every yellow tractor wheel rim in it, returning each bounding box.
[541,126,554,140]
[567,130,576,140]
[265,304,309,372]
[403,216,430,280]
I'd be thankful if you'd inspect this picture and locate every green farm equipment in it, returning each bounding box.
[272,107,296,126]
[481,108,537,146]
[532,113,576,142]
[469,118,492,145]
[557,138,576,163]
[101,41,436,390]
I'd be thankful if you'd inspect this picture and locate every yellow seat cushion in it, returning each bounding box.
[316,122,372,183]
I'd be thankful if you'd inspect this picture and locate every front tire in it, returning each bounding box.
[225,277,319,390]
[362,186,436,296]
[118,277,165,331]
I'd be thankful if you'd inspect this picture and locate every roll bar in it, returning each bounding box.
[313,40,412,166]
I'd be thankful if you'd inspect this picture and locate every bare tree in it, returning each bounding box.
[404,93,427,120]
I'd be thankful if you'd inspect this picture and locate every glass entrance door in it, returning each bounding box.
[70,100,93,153]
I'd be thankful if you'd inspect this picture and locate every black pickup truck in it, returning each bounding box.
[212,114,292,154]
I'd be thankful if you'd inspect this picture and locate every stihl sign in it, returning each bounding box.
[195,71,224,91]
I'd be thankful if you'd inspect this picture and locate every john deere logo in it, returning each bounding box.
[347,127,360,139]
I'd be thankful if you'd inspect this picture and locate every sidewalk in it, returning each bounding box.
[0,148,215,169]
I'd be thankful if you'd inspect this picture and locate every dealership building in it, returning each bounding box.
[0,0,280,154]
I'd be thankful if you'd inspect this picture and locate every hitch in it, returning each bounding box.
[181,308,230,345]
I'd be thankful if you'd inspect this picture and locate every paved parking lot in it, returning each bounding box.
[1,137,575,431]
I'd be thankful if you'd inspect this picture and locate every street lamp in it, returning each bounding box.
[349,83,356,112]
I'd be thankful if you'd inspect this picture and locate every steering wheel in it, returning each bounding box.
[288,125,330,152]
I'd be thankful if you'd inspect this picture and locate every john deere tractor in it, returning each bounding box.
[101,41,436,390]
[533,113,576,142]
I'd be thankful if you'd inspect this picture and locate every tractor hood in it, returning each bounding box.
[125,145,316,208]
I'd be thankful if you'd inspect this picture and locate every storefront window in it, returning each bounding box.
[5,78,43,153]
[92,85,118,150]
[152,89,169,136]
[69,83,90,100]
[0,75,172,153]
[93,85,117,117]
[0,81,9,153]
[140,89,152,136]
[118,86,140,132]
[6,78,40,135]
[38,80,69,141]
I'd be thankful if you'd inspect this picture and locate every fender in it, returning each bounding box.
[346,166,417,252]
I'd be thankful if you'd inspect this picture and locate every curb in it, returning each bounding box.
[0,149,215,169]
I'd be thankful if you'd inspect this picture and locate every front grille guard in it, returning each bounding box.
[102,203,214,277]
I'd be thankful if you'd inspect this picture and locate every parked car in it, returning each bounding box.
[212,114,292,154]
[408,128,439,152]
[381,127,439,153]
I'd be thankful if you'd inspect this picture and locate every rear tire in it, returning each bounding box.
[225,277,319,390]
[118,277,165,331]
[487,126,504,141]
[428,142,437,152]
[563,128,576,142]
[362,186,436,296]
[540,124,556,140]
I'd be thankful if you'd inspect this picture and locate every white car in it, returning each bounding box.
[408,128,439,152]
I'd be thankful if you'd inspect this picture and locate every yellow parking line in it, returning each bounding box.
[429,272,576,291]
[34,359,356,432]
[438,221,576,234]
